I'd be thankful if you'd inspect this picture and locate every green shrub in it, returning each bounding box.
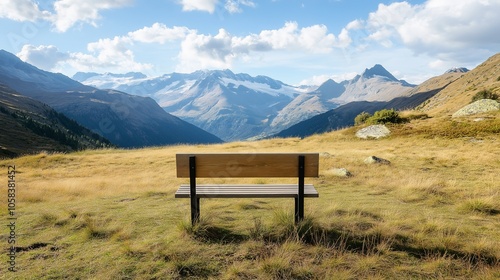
[365,109,405,125]
[354,112,372,125]
[471,89,499,103]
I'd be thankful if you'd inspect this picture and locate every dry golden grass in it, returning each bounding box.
[1,115,499,279]
[419,52,500,117]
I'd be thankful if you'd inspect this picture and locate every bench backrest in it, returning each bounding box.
[176,153,319,178]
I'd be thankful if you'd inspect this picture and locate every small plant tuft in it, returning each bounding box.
[83,217,118,239]
[248,218,266,240]
[461,199,499,215]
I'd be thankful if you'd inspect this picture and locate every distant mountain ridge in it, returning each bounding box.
[0,50,223,148]
[0,83,113,158]
[75,65,415,140]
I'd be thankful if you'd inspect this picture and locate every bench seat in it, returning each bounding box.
[175,184,319,198]
[175,153,319,224]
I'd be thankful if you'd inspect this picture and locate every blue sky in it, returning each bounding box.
[1,0,499,85]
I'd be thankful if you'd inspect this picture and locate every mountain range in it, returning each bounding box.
[74,70,304,140]
[3,48,494,158]
[0,50,222,152]
[74,65,415,140]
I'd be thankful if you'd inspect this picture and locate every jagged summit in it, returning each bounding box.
[445,67,469,74]
[361,64,398,81]
[314,79,344,98]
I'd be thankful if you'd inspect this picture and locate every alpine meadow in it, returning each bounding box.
[0,114,499,279]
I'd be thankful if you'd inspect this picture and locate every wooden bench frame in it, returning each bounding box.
[175,153,319,225]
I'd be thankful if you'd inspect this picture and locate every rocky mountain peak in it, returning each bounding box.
[445,67,469,74]
[361,64,398,81]
[313,79,344,98]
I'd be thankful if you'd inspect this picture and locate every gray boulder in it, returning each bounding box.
[452,99,500,117]
[325,168,353,177]
[320,152,333,158]
[364,156,391,165]
[356,125,391,139]
[327,168,353,177]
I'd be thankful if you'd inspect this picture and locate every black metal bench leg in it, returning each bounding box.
[191,197,200,225]
[189,156,199,225]
[296,155,305,224]
[294,197,299,224]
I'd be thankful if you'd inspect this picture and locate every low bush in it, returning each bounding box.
[355,109,406,125]
[471,89,499,103]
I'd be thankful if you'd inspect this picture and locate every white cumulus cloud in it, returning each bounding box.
[17,45,69,70]
[225,0,256,14]
[0,0,51,22]
[17,37,152,74]
[128,23,192,44]
[0,0,132,32]
[52,0,132,32]
[177,29,235,71]
[70,35,152,72]
[180,0,218,13]
[179,0,255,14]
[176,21,349,72]
[16,20,351,75]
[363,0,500,63]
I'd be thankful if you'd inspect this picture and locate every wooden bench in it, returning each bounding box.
[175,153,319,225]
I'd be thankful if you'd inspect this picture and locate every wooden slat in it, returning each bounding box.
[174,184,319,198]
[176,153,319,178]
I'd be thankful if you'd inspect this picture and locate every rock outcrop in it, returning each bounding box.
[356,125,391,139]
[364,156,391,165]
[452,99,500,117]
[327,168,353,177]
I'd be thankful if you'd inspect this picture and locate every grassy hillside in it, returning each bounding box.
[419,53,500,117]
[1,113,499,279]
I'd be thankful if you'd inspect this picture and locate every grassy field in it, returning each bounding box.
[1,113,499,279]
